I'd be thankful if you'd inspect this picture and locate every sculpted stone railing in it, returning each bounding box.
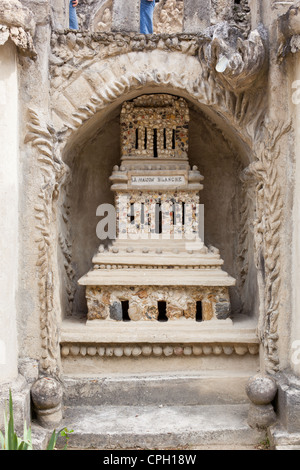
[111,0,211,34]
[76,0,251,35]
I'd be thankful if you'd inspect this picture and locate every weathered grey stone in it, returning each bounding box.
[112,0,140,33]
[0,376,31,433]
[0,0,35,34]
[215,301,231,319]
[200,22,267,92]
[31,377,63,429]
[246,374,277,405]
[183,0,211,33]
[62,374,252,407]
[57,404,264,449]
[277,373,300,433]
[0,0,36,57]
[246,374,278,430]
[109,301,123,321]
[247,403,277,430]
[50,0,69,30]
[18,358,39,384]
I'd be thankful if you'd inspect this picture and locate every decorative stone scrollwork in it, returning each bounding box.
[0,0,36,58]
[242,120,291,374]
[49,30,268,152]
[25,109,70,377]
[199,22,267,92]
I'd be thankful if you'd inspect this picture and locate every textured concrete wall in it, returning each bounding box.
[0,42,19,382]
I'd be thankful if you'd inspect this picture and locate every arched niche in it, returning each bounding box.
[58,87,257,323]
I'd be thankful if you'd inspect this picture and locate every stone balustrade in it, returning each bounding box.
[111,0,211,34]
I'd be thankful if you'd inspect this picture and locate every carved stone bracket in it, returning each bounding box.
[277,2,300,61]
[199,22,267,92]
[0,0,36,59]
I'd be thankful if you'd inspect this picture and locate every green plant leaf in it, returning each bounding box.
[7,389,19,450]
[46,430,58,451]
[0,390,34,450]
[18,441,25,451]
[0,430,5,450]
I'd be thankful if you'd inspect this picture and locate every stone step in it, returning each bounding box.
[57,404,264,449]
[62,373,252,407]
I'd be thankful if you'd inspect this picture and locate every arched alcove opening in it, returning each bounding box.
[59,88,257,324]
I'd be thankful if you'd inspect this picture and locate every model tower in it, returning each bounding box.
[79,95,236,322]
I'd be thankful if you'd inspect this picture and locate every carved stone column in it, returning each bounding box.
[183,0,211,34]
[112,0,140,33]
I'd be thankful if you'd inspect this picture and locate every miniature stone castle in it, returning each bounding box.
[2,0,300,450]
[79,94,235,323]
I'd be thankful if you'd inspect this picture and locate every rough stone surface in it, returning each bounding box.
[246,374,278,405]
[31,377,63,428]
[57,404,264,449]
[85,285,233,322]
[62,373,254,407]
[109,301,123,321]
[18,358,39,384]
[0,376,31,433]
[248,403,277,430]
[0,0,36,57]
[183,0,211,33]
[0,0,35,34]
[112,0,140,32]
[276,373,300,434]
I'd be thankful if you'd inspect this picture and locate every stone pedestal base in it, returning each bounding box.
[257,372,300,449]
[31,377,63,429]
[246,374,277,430]
[248,403,276,430]
[276,372,300,433]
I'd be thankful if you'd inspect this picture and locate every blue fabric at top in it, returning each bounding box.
[69,0,79,30]
[140,0,155,34]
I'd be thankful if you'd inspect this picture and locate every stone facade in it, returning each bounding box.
[85,285,231,321]
[1,0,300,450]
